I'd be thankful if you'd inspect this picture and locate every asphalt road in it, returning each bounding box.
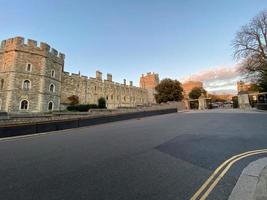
[0,110,267,200]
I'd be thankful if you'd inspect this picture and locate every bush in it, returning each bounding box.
[76,104,90,112]
[88,104,98,109]
[67,105,77,111]
[67,104,98,112]
[98,97,107,108]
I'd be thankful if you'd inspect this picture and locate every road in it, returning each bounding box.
[0,110,266,200]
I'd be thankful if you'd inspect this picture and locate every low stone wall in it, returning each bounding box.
[257,103,267,110]
[0,112,9,120]
[0,108,177,138]
[1,103,181,126]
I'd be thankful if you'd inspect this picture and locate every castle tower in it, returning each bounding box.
[139,72,159,104]
[0,37,65,112]
[139,72,159,89]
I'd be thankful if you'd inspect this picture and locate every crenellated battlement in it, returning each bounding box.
[0,36,65,62]
[62,70,137,88]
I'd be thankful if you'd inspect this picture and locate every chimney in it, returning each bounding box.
[123,79,126,85]
[129,81,133,86]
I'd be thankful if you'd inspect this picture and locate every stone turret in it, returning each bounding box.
[107,73,112,82]
[96,71,102,80]
[139,72,159,89]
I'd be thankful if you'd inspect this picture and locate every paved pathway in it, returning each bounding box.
[0,110,266,200]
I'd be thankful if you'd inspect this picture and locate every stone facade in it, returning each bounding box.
[61,71,148,109]
[139,72,159,104]
[0,37,149,112]
[237,81,255,93]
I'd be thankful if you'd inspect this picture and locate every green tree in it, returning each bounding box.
[232,96,239,108]
[98,97,107,108]
[233,10,267,92]
[189,87,207,99]
[154,79,183,103]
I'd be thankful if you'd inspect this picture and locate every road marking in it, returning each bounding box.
[190,149,267,200]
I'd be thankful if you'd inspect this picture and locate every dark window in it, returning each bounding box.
[49,84,55,92]
[23,80,30,90]
[20,100,28,110]
[51,70,55,78]
[0,79,4,90]
[26,63,32,72]
[48,102,53,111]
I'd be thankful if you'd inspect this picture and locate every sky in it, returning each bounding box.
[0,0,266,93]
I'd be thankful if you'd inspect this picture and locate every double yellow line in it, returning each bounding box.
[190,149,267,200]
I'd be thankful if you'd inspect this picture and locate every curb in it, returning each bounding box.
[228,157,267,200]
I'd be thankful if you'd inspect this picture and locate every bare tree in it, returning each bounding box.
[233,10,267,91]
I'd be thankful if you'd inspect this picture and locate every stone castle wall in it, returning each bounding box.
[0,36,150,112]
[61,71,149,109]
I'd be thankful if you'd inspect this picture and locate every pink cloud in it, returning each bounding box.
[181,65,240,94]
[182,65,240,82]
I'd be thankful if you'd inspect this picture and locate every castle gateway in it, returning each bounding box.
[0,37,149,113]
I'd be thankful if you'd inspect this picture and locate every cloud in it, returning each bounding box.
[182,65,239,82]
[182,65,240,94]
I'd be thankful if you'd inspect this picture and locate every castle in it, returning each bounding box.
[0,37,152,113]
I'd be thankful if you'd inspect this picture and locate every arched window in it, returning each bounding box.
[23,80,31,90]
[51,70,55,78]
[49,84,55,93]
[26,63,32,72]
[20,100,29,110]
[48,101,53,111]
[0,79,4,90]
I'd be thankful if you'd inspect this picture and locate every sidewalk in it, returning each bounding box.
[254,167,267,200]
[229,157,267,200]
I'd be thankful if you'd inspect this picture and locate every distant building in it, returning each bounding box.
[182,81,204,98]
[139,72,159,104]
